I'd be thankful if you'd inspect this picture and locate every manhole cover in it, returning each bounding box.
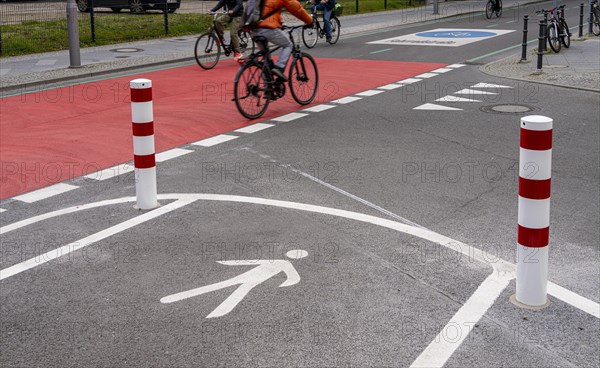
[480,104,540,114]
[114,55,131,58]
[110,48,143,53]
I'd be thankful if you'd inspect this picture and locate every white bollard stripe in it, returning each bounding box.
[519,148,552,180]
[516,244,549,306]
[133,135,156,156]
[518,196,550,228]
[135,167,157,209]
[521,115,553,131]
[132,101,153,123]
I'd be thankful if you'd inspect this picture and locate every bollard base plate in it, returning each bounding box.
[133,201,161,211]
[509,294,551,310]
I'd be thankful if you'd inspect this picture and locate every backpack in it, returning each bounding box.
[241,0,278,31]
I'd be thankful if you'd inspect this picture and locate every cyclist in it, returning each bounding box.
[251,0,314,81]
[307,0,336,42]
[210,0,245,62]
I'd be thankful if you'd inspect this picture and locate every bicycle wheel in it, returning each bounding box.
[593,10,600,36]
[560,19,570,48]
[328,17,341,44]
[195,33,221,70]
[302,22,319,49]
[239,30,256,55]
[495,0,502,17]
[547,23,561,53]
[234,62,270,119]
[288,52,319,105]
[485,0,494,19]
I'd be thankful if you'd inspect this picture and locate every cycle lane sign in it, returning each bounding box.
[368,28,515,47]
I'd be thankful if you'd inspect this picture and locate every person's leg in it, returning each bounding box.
[323,7,333,38]
[230,16,241,53]
[214,14,231,43]
[252,28,292,79]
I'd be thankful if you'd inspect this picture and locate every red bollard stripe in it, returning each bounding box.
[520,128,552,150]
[132,122,154,137]
[518,225,549,247]
[134,154,156,169]
[519,177,551,199]
[131,88,153,103]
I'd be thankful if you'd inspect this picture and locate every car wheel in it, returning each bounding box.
[76,0,90,12]
[129,0,145,14]
[111,7,123,12]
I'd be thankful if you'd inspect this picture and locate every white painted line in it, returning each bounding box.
[35,59,58,66]
[331,96,362,104]
[447,64,466,68]
[486,24,499,28]
[397,78,422,84]
[234,123,275,133]
[455,89,498,95]
[505,20,517,24]
[414,73,438,79]
[303,104,336,112]
[0,198,194,281]
[84,164,134,181]
[548,282,600,318]
[356,90,385,97]
[436,96,482,102]
[155,148,193,162]
[410,274,510,368]
[377,83,404,90]
[431,68,453,73]
[414,103,462,111]
[0,208,6,213]
[12,183,78,203]
[271,112,309,122]
[192,134,238,147]
[471,83,513,89]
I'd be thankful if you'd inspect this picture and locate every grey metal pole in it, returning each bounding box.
[433,0,439,15]
[537,20,545,72]
[589,0,594,34]
[521,15,529,62]
[579,3,584,37]
[67,0,81,68]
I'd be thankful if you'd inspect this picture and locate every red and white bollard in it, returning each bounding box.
[130,78,158,210]
[515,115,553,307]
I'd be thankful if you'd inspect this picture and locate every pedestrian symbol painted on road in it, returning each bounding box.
[368,28,515,47]
[160,249,308,318]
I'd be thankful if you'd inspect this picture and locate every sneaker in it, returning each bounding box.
[233,52,243,62]
[271,67,287,81]
[326,35,332,43]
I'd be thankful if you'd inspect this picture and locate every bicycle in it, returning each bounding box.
[592,0,600,36]
[536,6,570,53]
[194,11,255,70]
[302,2,341,48]
[485,0,502,19]
[233,25,319,119]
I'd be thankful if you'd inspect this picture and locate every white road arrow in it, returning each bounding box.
[161,250,307,318]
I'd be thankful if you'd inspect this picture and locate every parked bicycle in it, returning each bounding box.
[592,0,600,36]
[485,0,502,19]
[194,11,255,70]
[536,6,570,53]
[233,25,319,119]
[302,2,341,48]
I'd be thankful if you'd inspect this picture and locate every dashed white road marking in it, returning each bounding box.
[471,83,513,88]
[414,72,438,79]
[356,89,385,97]
[447,64,466,68]
[331,96,362,104]
[436,96,482,102]
[303,104,336,112]
[377,83,404,90]
[431,68,453,73]
[234,123,275,133]
[414,103,462,111]
[12,183,79,203]
[192,134,238,147]
[271,112,309,122]
[156,148,193,162]
[455,88,498,95]
[397,78,422,84]
[0,208,6,213]
[84,163,134,181]
[35,59,58,66]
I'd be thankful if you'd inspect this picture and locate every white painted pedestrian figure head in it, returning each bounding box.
[285,249,308,259]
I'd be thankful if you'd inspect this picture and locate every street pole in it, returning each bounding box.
[433,0,439,15]
[67,0,81,68]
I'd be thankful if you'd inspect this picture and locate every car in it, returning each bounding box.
[76,0,181,13]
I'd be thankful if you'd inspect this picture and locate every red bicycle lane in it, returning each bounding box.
[0,58,445,200]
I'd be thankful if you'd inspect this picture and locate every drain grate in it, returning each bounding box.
[110,48,144,53]
[480,103,540,114]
